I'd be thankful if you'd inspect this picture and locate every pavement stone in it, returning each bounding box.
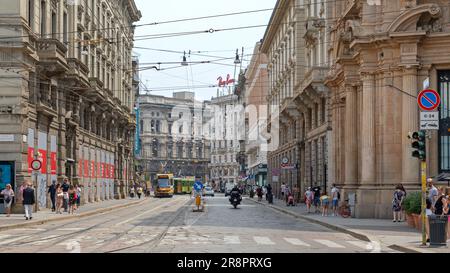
[0,197,147,231]
[248,196,450,253]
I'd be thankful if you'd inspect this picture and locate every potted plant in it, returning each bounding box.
[403,194,415,228]
[407,192,422,230]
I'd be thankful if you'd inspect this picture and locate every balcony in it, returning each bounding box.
[36,38,69,74]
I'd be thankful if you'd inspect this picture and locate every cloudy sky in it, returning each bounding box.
[133,0,277,101]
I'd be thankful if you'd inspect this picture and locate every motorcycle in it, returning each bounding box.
[229,190,242,209]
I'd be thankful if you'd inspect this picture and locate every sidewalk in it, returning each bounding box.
[248,197,450,253]
[0,197,147,231]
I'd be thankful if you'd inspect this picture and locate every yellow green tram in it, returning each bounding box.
[173,177,195,194]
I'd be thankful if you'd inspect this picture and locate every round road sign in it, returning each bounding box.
[418,89,440,111]
[31,159,42,171]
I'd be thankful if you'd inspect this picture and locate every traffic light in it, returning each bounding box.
[411,131,426,160]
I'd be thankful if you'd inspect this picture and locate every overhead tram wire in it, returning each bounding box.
[0,0,417,42]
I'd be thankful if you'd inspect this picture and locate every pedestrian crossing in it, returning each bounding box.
[0,232,391,252]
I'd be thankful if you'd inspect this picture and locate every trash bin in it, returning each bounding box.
[429,215,448,246]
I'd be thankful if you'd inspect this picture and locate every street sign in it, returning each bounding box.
[418,89,440,111]
[281,157,289,164]
[31,159,42,171]
[193,181,203,192]
[420,111,439,130]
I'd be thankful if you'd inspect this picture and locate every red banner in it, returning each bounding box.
[97,162,101,178]
[38,149,47,174]
[50,152,57,175]
[111,165,115,179]
[84,160,89,178]
[28,147,34,173]
[79,159,83,177]
[91,161,95,178]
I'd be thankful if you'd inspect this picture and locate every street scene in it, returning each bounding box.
[0,0,450,256]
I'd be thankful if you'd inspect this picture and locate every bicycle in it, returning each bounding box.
[338,200,351,218]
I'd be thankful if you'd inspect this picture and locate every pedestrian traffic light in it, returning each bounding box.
[411,131,426,161]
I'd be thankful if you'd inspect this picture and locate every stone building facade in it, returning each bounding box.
[0,0,141,212]
[208,93,243,191]
[325,0,450,218]
[243,42,269,187]
[137,92,211,184]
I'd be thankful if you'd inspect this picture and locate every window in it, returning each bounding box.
[156,120,160,133]
[63,12,67,44]
[40,1,46,38]
[151,120,155,133]
[321,98,326,124]
[439,70,450,172]
[51,12,56,39]
[28,0,34,30]
[168,113,172,119]
[140,120,143,134]
[168,123,172,135]
[167,145,173,158]
[177,145,183,158]
[179,125,183,134]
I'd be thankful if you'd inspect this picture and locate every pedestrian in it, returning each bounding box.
[434,194,445,216]
[130,187,135,198]
[61,178,70,212]
[1,184,14,217]
[425,198,433,243]
[48,180,57,212]
[442,196,450,240]
[22,182,35,220]
[256,186,263,201]
[399,184,407,221]
[312,186,321,213]
[304,187,313,213]
[320,192,330,217]
[68,185,77,214]
[137,186,143,199]
[392,184,405,222]
[17,181,27,204]
[285,186,291,204]
[281,182,286,199]
[331,184,340,216]
[55,183,63,214]
[75,184,82,211]
[427,179,439,209]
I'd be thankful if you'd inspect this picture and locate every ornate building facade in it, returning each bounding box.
[325,0,450,218]
[0,0,141,212]
[138,92,211,184]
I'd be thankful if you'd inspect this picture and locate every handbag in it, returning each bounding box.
[4,196,11,203]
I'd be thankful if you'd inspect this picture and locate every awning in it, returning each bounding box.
[434,173,450,182]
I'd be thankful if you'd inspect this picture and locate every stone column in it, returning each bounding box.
[345,85,358,186]
[358,73,376,218]
[402,67,419,186]
[361,73,376,184]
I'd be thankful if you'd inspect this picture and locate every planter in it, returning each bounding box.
[406,213,415,228]
[412,214,421,230]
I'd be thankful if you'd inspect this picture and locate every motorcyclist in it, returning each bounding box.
[229,185,242,202]
[266,184,273,204]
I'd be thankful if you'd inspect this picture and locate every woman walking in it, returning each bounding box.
[68,185,77,214]
[320,192,330,217]
[305,187,313,213]
[392,185,405,222]
[55,184,63,214]
[1,184,14,217]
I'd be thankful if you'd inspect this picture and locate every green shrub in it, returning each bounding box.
[404,192,421,214]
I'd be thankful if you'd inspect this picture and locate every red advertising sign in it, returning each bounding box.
[84,160,89,178]
[38,149,47,174]
[111,165,115,179]
[28,147,34,173]
[79,159,83,177]
[50,152,57,175]
[97,162,101,178]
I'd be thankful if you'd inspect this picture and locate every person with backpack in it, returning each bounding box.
[68,185,77,214]
[392,184,405,222]
[304,187,314,213]
[331,184,340,216]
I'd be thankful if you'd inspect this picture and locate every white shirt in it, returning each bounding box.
[331,187,339,200]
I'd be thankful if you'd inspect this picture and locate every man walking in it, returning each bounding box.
[22,182,35,220]
[427,178,439,210]
[312,186,321,213]
[281,182,286,199]
[48,180,57,212]
[61,178,70,212]
[331,184,340,216]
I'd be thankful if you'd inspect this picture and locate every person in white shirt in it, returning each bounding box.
[280,183,286,199]
[427,179,439,210]
[331,184,340,216]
